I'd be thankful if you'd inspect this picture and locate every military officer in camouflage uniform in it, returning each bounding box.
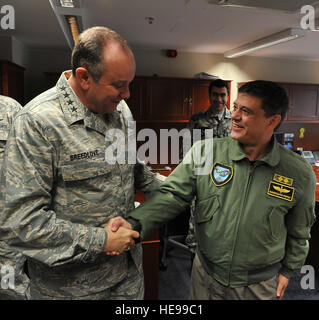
[0,95,30,300]
[0,27,159,300]
[183,79,232,253]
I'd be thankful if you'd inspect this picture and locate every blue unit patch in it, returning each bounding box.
[211,162,233,186]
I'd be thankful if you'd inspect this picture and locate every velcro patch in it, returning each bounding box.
[267,181,294,202]
[211,162,233,187]
[273,173,293,186]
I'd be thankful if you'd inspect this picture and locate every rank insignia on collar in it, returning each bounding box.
[211,162,233,186]
[273,173,293,186]
[267,181,294,202]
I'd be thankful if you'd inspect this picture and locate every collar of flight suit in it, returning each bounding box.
[228,135,281,167]
[56,71,120,136]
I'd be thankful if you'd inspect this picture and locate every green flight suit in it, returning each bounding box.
[129,137,316,287]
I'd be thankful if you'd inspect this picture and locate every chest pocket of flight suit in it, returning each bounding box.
[194,195,223,258]
[194,195,220,224]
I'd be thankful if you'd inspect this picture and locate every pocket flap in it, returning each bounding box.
[194,195,220,224]
[61,161,112,181]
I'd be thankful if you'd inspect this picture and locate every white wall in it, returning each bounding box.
[11,36,29,68]
[5,38,319,105]
[23,46,71,102]
[132,48,319,106]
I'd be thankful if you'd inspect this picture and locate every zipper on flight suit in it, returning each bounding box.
[228,160,256,285]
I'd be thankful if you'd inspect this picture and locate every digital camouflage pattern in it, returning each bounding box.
[0,95,22,168]
[0,72,159,299]
[186,107,232,142]
[184,107,232,253]
[0,96,30,300]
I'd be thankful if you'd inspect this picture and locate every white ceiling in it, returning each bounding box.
[2,0,319,60]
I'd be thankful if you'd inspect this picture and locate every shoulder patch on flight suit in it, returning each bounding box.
[267,181,294,201]
[273,173,293,186]
[211,162,233,186]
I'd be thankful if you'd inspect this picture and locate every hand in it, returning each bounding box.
[103,223,139,256]
[104,217,134,255]
[276,273,289,300]
[109,216,133,232]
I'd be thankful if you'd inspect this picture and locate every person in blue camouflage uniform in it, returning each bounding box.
[183,79,232,253]
[0,27,160,300]
[0,95,30,300]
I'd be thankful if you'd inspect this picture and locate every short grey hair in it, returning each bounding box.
[71,26,132,82]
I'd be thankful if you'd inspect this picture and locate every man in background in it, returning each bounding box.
[183,79,232,253]
[185,78,231,144]
[0,26,159,300]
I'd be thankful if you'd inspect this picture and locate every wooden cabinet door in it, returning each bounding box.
[0,61,25,105]
[192,80,211,115]
[289,84,319,121]
[127,77,232,122]
[145,78,192,121]
[279,83,291,121]
[126,77,147,121]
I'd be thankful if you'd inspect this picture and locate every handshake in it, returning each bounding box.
[102,216,139,255]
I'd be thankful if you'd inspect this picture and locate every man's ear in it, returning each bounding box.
[75,67,91,90]
[267,114,281,131]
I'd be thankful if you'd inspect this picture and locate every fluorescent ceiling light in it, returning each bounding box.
[224,28,307,58]
[49,0,82,49]
[60,0,74,8]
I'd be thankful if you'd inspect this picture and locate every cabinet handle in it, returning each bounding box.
[188,98,192,106]
[184,98,188,103]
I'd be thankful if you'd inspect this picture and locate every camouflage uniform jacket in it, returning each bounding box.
[187,107,232,141]
[0,96,29,300]
[0,95,22,168]
[0,72,159,298]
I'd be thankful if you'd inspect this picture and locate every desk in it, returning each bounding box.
[305,166,319,272]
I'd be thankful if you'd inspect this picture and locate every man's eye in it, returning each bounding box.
[113,83,124,89]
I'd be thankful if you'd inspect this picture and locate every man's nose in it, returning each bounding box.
[231,108,240,120]
[120,84,130,100]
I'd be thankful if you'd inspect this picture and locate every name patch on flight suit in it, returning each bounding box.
[267,176,295,201]
[211,162,233,186]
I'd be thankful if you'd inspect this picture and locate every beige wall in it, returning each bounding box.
[4,38,319,106]
[23,47,71,102]
[132,48,319,106]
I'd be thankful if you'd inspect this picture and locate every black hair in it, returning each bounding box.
[238,80,289,127]
[209,79,229,96]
